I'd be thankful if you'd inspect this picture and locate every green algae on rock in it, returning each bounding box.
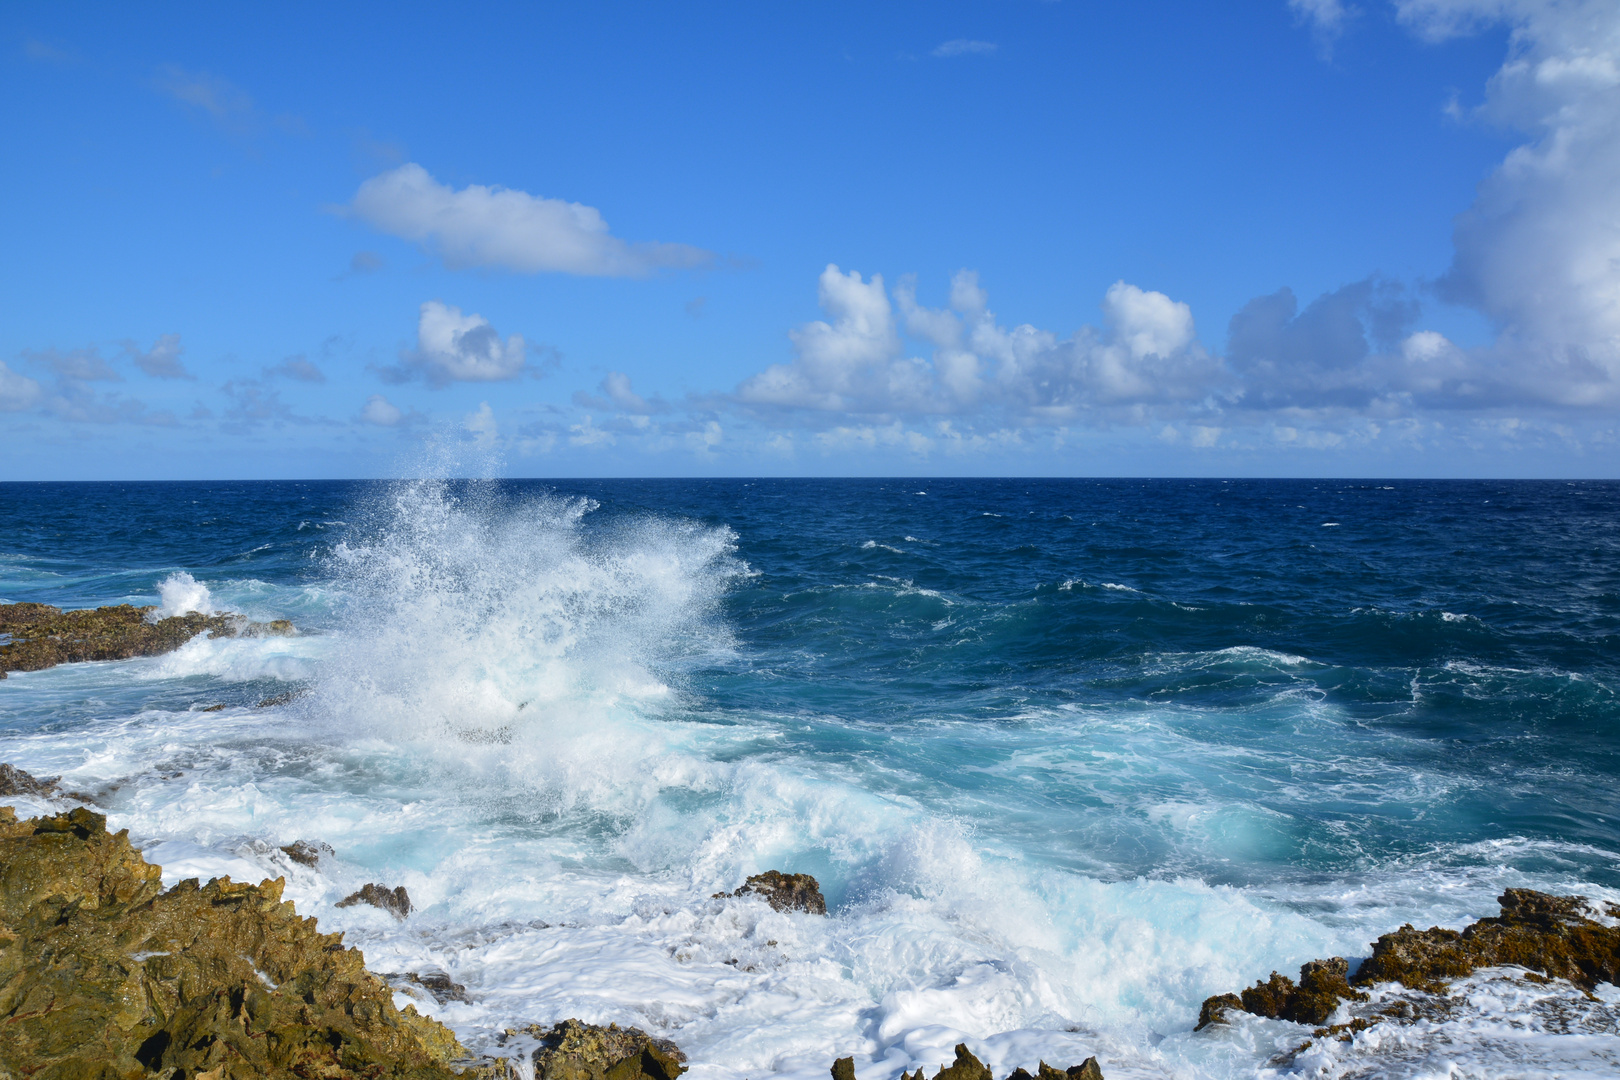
[1196,888,1620,1032]
[0,602,296,678]
[0,804,467,1079]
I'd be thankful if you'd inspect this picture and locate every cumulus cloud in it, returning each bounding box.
[385,300,531,387]
[360,395,403,426]
[349,163,713,277]
[123,333,192,379]
[736,265,1223,421]
[1394,0,1620,406]
[933,40,997,58]
[464,402,498,447]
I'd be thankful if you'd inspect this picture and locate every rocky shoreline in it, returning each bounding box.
[0,602,296,678]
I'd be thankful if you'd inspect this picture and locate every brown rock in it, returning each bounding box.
[338,881,414,918]
[280,838,335,867]
[0,602,296,677]
[1194,992,1244,1030]
[0,762,60,798]
[719,869,827,915]
[933,1043,991,1080]
[832,1056,857,1080]
[503,1018,686,1080]
[0,804,466,1079]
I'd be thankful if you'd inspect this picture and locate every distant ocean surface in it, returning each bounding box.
[3,478,1619,1079]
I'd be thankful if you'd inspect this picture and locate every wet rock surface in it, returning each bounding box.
[0,804,466,1079]
[498,1018,687,1080]
[339,881,415,918]
[0,762,60,798]
[386,970,472,1005]
[842,1043,1103,1080]
[280,838,335,867]
[1197,888,1620,1032]
[717,870,827,914]
[0,602,295,678]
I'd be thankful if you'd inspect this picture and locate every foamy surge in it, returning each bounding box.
[5,481,1619,1079]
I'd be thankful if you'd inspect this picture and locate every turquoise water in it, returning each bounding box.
[2,478,1618,1078]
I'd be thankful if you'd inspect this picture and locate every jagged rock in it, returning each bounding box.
[0,805,467,1079]
[257,688,310,708]
[386,970,472,1005]
[1196,889,1620,1031]
[0,602,296,678]
[280,838,335,867]
[501,1018,687,1080]
[0,762,60,798]
[717,869,827,914]
[934,1044,990,1080]
[832,1056,857,1080]
[339,881,414,918]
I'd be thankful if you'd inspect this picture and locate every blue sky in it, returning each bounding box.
[3,0,1617,478]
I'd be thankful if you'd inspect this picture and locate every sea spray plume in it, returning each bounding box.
[314,479,745,821]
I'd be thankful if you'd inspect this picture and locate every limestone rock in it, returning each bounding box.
[502,1018,687,1080]
[1196,889,1620,1032]
[339,882,414,918]
[0,762,60,798]
[718,870,827,915]
[0,805,466,1079]
[280,839,335,867]
[0,602,296,678]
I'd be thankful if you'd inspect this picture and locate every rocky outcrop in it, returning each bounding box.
[339,882,415,918]
[280,838,335,867]
[0,763,60,798]
[716,870,827,915]
[0,805,466,1079]
[1196,888,1620,1031]
[498,1018,687,1080]
[839,1044,1103,1080]
[0,601,295,678]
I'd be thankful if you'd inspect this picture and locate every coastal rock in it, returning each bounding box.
[0,602,296,678]
[0,762,60,798]
[280,838,335,867]
[501,1018,687,1080]
[718,870,827,914]
[339,881,414,918]
[0,805,466,1079]
[386,970,472,1005]
[841,1046,1103,1080]
[1195,889,1620,1031]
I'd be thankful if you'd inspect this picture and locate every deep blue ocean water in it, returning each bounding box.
[3,478,1619,1078]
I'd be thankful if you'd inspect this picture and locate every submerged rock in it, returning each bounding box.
[500,1018,687,1080]
[717,869,827,914]
[0,601,296,678]
[386,970,472,1005]
[339,881,415,918]
[0,762,60,798]
[1196,888,1620,1031]
[842,1045,1103,1080]
[0,805,467,1078]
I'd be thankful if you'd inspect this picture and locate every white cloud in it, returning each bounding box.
[1290,0,1354,41]
[394,300,528,387]
[573,371,666,414]
[350,163,713,277]
[465,401,499,446]
[361,394,403,426]
[266,355,325,383]
[124,333,192,379]
[933,40,998,58]
[0,361,42,412]
[1393,0,1620,406]
[737,266,1222,421]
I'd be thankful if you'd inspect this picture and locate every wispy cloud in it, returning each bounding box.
[122,333,192,380]
[932,40,997,58]
[348,163,714,277]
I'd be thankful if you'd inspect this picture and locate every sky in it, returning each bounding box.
[3,0,1618,479]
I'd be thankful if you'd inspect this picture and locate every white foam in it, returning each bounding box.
[156,571,214,617]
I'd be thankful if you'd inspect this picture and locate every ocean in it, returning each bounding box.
[2,477,1619,1078]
